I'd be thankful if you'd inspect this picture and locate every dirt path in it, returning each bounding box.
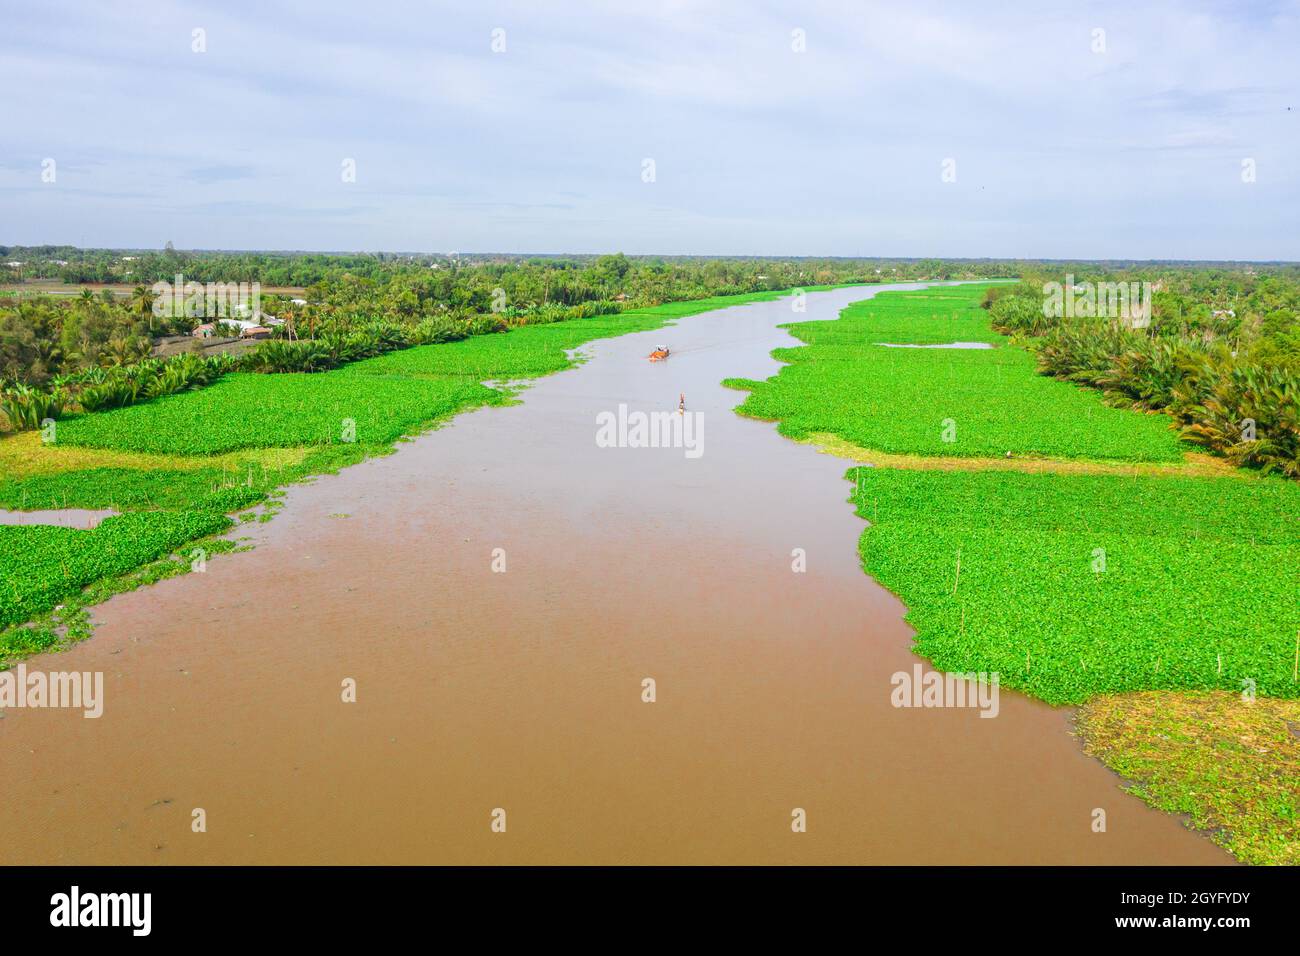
[0,285,1230,864]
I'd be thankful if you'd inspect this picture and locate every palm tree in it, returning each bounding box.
[105,335,137,367]
[131,285,157,329]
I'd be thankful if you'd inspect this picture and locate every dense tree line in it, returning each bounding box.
[0,246,1020,290]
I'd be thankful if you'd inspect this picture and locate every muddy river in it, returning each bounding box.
[0,285,1229,864]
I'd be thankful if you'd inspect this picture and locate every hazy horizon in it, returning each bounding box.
[3,0,1297,259]
[4,246,1300,266]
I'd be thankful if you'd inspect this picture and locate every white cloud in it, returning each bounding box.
[0,0,1295,257]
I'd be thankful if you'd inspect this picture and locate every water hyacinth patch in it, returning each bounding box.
[0,511,232,629]
[850,467,1300,705]
[54,372,501,455]
[0,466,267,513]
[729,285,1187,462]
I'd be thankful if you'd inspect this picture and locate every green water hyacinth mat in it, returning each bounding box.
[0,511,232,630]
[729,284,1187,463]
[850,467,1300,706]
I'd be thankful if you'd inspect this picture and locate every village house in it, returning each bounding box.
[191,315,278,339]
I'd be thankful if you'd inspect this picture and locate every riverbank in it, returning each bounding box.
[725,284,1298,864]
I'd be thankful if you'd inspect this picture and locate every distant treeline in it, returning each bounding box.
[1,246,1021,289]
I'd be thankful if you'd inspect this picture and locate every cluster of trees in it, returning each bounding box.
[1,251,1018,388]
[0,288,162,384]
[0,351,238,430]
[985,270,1300,476]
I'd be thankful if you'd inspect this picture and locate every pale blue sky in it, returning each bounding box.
[1,0,1296,259]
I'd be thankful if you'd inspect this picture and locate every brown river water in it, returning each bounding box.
[0,284,1230,864]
